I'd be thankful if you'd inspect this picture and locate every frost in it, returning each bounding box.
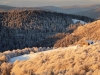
[10,45,80,63]
[72,19,86,24]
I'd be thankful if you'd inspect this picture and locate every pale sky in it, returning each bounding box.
[0,0,100,7]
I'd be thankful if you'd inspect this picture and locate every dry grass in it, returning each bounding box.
[54,20,100,47]
[0,47,52,65]
[10,42,100,75]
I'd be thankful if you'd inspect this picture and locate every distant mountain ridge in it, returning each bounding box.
[0,5,15,11]
[61,5,100,19]
[75,7,100,19]
[0,4,100,19]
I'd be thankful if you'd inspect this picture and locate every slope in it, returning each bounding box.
[0,10,93,51]
[61,4,100,14]
[54,20,100,47]
[0,5,15,11]
[0,4,100,19]
[75,7,100,19]
[8,42,100,75]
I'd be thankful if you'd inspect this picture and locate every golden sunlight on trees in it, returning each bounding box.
[7,43,100,75]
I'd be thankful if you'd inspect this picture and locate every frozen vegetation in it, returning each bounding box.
[10,45,80,63]
[0,10,93,51]
[10,42,100,75]
[54,20,100,47]
[0,47,52,65]
[0,42,100,75]
[0,9,99,75]
[10,54,35,63]
[72,19,86,24]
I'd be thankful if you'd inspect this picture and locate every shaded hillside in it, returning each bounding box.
[0,10,93,51]
[0,5,51,12]
[0,4,100,19]
[0,5,15,11]
[54,20,100,47]
[75,7,100,19]
[61,4,100,9]
[61,4,100,13]
[38,6,69,13]
[61,4,100,19]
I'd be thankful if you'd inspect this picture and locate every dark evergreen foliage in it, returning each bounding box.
[0,10,94,51]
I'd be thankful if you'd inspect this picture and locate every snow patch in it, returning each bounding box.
[72,19,86,24]
[86,40,94,44]
[9,45,80,63]
[10,54,37,63]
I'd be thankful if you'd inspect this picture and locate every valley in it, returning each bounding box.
[0,4,100,75]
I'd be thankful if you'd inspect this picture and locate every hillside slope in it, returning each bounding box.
[0,4,100,19]
[0,10,93,51]
[2,43,99,75]
[54,20,100,47]
[0,5,15,11]
[61,5,100,19]
[75,7,100,19]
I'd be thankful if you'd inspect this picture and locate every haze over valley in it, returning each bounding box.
[0,4,100,19]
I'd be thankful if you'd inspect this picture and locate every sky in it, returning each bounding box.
[0,0,100,7]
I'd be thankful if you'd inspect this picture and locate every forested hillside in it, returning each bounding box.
[0,10,94,51]
[54,20,100,47]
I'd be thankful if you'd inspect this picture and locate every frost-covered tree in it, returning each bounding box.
[0,10,94,51]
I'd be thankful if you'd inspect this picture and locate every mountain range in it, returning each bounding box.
[0,4,100,19]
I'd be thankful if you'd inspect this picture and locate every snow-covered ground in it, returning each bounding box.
[72,19,86,24]
[9,45,80,63]
[10,54,35,63]
[86,40,94,44]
